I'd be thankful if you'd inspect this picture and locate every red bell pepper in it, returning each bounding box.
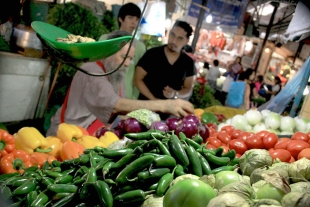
[60,141,85,161]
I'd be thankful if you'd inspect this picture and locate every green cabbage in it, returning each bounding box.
[281,192,310,207]
[288,157,310,183]
[239,149,273,176]
[290,182,310,193]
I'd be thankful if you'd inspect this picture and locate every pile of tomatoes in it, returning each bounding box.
[205,125,310,163]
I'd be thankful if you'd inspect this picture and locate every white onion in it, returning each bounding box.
[294,116,309,133]
[280,116,296,132]
[244,109,262,126]
[231,115,248,131]
[261,110,271,120]
[264,112,281,130]
[253,123,267,133]
[217,123,230,132]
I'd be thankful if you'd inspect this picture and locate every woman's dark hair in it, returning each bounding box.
[117,3,141,27]
[274,76,281,84]
[257,75,264,83]
[203,62,209,69]
[239,68,254,81]
[173,20,193,38]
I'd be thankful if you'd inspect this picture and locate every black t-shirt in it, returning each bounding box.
[137,45,196,100]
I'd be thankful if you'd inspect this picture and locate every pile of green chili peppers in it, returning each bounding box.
[0,130,239,207]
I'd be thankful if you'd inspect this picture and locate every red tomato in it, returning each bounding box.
[286,140,310,159]
[217,131,231,144]
[269,149,291,162]
[291,132,309,143]
[268,148,275,153]
[208,127,216,136]
[207,123,218,131]
[220,126,235,135]
[289,156,295,163]
[206,137,222,148]
[238,132,254,142]
[256,130,270,139]
[309,139,310,145]
[274,139,291,150]
[231,129,242,140]
[245,135,264,149]
[221,146,229,154]
[298,148,310,160]
[236,153,241,158]
[262,133,278,150]
[307,132,310,140]
[205,143,216,150]
[228,139,248,155]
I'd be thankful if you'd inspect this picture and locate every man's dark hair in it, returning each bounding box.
[117,3,141,27]
[173,20,193,38]
[213,59,219,67]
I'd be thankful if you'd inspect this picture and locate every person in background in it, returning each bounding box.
[46,31,194,136]
[203,46,216,64]
[206,59,221,91]
[134,20,196,119]
[254,75,264,93]
[267,76,282,100]
[237,68,255,110]
[220,56,243,105]
[99,2,146,100]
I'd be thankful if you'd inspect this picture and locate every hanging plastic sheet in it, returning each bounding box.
[258,57,310,114]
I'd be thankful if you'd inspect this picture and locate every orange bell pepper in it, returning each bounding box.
[0,129,15,159]
[0,150,33,174]
[60,141,84,161]
[57,123,84,143]
[41,136,63,159]
[77,126,89,136]
[30,152,57,168]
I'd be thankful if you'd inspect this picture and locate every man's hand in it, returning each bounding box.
[163,86,176,99]
[163,99,194,117]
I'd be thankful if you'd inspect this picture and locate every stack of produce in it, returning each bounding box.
[0,127,238,206]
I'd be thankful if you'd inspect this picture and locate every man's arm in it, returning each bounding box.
[134,66,158,100]
[113,98,194,117]
[177,75,196,99]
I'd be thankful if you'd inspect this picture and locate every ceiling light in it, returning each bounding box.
[245,41,253,51]
[206,14,212,23]
[265,48,270,53]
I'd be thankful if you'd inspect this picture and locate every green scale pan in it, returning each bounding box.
[31,21,132,63]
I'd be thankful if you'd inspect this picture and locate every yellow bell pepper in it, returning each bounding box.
[41,136,63,159]
[14,127,49,154]
[76,136,106,149]
[99,131,119,148]
[57,123,83,143]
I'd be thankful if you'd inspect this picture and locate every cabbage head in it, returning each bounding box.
[281,192,310,207]
[288,157,310,183]
[239,149,273,176]
[207,193,251,207]
[290,182,310,194]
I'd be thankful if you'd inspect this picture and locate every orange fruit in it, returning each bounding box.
[194,108,204,120]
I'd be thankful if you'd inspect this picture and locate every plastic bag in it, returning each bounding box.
[258,58,310,114]
[225,81,246,108]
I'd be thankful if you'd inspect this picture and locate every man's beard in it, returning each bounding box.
[103,57,127,95]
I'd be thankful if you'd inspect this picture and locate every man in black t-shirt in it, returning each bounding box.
[134,20,196,103]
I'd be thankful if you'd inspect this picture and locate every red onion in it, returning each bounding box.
[115,119,126,130]
[113,128,124,139]
[197,123,210,142]
[166,117,181,131]
[175,120,198,138]
[95,127,110,138]
[124,118,143,133]
[149,121,169,132]
[183,114,200,125]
